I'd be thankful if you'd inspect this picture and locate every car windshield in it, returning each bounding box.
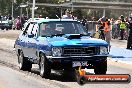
[40,21,87,36]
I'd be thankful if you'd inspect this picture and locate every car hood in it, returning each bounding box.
[43,34,108,47]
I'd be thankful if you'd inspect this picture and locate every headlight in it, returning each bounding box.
[52,47,62,57]
[100,46,108,55]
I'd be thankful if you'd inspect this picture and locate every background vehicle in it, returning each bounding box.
[14,19,109,78]
[0,18,12,30]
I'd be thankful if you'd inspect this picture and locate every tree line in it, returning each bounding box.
[0,0,131,20]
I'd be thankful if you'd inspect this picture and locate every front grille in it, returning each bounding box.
[63,47,97,56]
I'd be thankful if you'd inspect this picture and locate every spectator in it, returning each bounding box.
[0,14,2,22]
[62,9,72,19]
[103,18,111,49]
[97,18,105,40]
[92,17,96,21]
[81,16,87,27]
[127,17,132,49]
[21,15,25,28]
[15,16,22,30]
[46,17,49,19]
[119,15,127,40]
[8,15,12,20]
[39,15,42,18]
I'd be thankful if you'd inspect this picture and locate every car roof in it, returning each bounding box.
[28,18,45,23]
[37,19,77,23]
[0,20,8,23]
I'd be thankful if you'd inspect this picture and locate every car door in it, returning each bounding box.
[19,23,30,57]
[27,23,39,60]
[23,22,34,57]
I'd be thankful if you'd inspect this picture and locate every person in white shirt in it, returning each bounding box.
[62,10,72,19]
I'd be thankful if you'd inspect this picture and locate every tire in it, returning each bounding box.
[94,59,107,74]
[18,50,32,71]
[39,54,51,78]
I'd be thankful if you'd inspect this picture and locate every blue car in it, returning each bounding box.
[14,19,109,78]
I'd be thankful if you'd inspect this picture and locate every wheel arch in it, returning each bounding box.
[38,50,46,57]
[38,50,47,63]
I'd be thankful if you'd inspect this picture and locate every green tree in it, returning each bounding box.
[0,0,12,15]
[0,0,131,20]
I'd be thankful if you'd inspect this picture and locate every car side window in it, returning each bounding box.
[27,23,34,35]
[23,23,30,35]
[31,24,39,37]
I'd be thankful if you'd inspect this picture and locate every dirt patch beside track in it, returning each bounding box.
[0,30,21,39]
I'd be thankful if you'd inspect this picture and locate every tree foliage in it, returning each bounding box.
[0,0,131,20]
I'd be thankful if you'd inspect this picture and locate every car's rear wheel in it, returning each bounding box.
[18,50,32,71]
[94,59,107,74]
[39,54,51,78]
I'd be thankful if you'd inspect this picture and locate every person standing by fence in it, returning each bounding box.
[0,15,1,19]
[127,17,132,49]
[119,15,127,40]
[81,16,87,27]
[103,18,111,50]
[62,9,73,19]
[97,19,105,40]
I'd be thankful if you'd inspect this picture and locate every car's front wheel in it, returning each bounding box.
[39,54,51,78]
[18,50,32,71]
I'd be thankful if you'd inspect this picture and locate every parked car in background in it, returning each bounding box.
[0,17,12,30]
[14,19,109,78]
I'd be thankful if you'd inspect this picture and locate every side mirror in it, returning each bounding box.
[28,34,34,38]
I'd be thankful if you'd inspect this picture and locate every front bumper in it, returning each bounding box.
[47,55,108,61]
[46,55,108,69]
